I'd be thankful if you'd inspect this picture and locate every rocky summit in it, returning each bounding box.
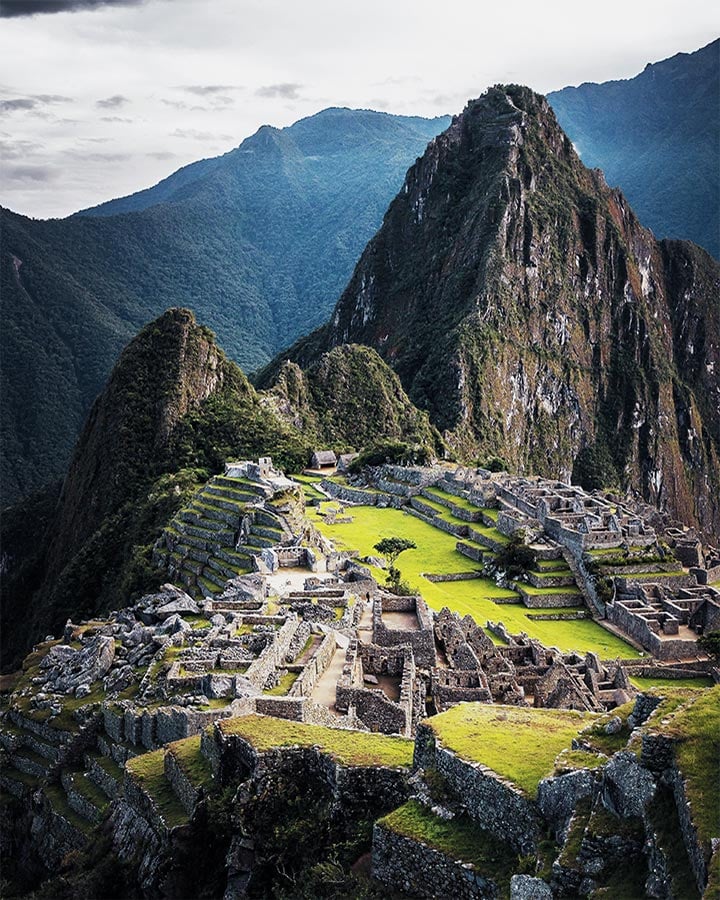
[268,85,720,540]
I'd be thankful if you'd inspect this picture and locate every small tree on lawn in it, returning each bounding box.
[373,536,417,591]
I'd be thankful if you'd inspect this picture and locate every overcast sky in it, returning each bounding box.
[0,0,716,219]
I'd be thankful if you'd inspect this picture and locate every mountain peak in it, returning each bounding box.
[275,83,720,537]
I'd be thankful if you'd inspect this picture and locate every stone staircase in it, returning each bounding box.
[154,475,295,599]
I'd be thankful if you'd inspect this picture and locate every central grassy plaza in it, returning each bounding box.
[308,503,640,658]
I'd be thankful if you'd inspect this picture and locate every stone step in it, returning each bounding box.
[61,768,110,824]
[179,508,226,532]
[188,500,240,527]
[11,747,50,778]
[185,545,211,565]
[198,575,224,597]
[166,527,215,553]
[180,521,235,546]
[206,556,248,581]
[126,748,190,831]
[84,750,124,799]
[182,557,205,576]
[201,568,229,590]
[44,782,94,839]
[251,524,285,542]
[203,485,257,508]
[244,533,276,549]
[0,765,40,798]
[164,735,215,817]
[215,547,253,568]
[214,475,267,497]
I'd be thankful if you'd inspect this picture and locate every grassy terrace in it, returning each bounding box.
[652,686,720,848]
[423,486,480,512]
[380,800,516,883]
[218,715,413,767]
[126,749,189,828]
[630,675,713,691]
[264,671,299,696]
[424,703,597,797]
[517,584,580,596]
[44,783,94,834]
[168,735,214,791]
[309,504,639,657]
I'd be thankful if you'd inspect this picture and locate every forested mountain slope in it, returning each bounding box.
[265,86,720,538]
[0,108,448,505]
[548,39,719,258]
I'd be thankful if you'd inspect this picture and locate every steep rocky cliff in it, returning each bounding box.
[270,86,720,538]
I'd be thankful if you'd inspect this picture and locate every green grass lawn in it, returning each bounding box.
[425,703,597,797]
[630,676,713,691]
[126,749,189,828]
[264,671,299,696]
[167,735,214,790]
[218,714,413,767]
[309,506,639,658]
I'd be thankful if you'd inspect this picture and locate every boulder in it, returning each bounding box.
[510,875,553,899]
[155,596,200,620]
[104,664,135,695]
[158,614,191,636]
[604,715,623,735]
[602,751,655,818]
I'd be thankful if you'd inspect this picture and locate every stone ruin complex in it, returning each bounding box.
[2,458,718,898]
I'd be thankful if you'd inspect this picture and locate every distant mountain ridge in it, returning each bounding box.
[548,38,719,258]
[266,85,720,538]
[0,107,449,505]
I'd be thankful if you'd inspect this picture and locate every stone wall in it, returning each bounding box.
[606,602,699,660]
[414,724,541,854]
[516,585,582,609]
[456,541,484,562]
[212,728,409,810]
[320,480,379,506]
[244,616,298,689]
[371,820,500,899]
[289,633,336,698]
[372,596,437,668]
[407,505,468,538]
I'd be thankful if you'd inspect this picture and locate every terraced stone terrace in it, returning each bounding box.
[153,465,299,599]
[421,703,597,798]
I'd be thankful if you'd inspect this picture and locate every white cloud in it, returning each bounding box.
[0,0,716,217]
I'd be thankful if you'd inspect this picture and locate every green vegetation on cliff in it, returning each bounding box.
[1,108,449,506]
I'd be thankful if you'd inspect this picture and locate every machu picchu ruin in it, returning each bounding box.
[2,456,718,898]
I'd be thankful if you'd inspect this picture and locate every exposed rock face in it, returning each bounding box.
[278,86,720,538]
[39,634,115,696]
